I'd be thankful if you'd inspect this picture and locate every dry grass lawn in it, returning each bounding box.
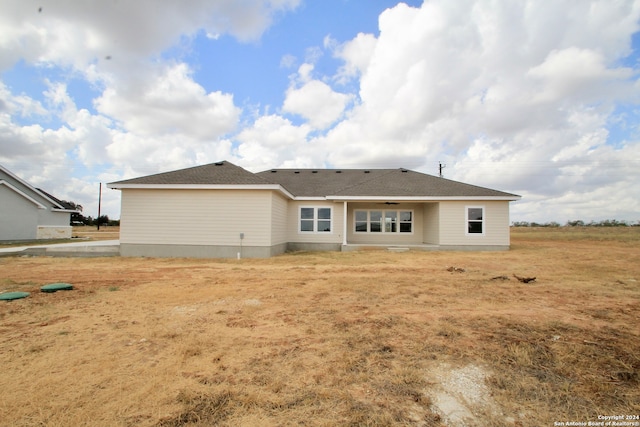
[1,227,638,426]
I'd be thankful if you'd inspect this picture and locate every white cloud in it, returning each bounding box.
[0,0,301,71]
[280,54,297,69]
[234,114,310,171]
[1,0,640,224]
[333,32,377,83]
[305,0,640,223]
[527,47,635,104]
[283,76,352,129]
[95,62,240,140]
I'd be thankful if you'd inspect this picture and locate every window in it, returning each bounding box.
[467,206,484,235]
[399,211,412,232]
[300,207,332,233]
[354,210,412,233]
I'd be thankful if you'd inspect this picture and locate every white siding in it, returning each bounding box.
[346,203,424,245]
[270,192,289,245]
[286,200,343,243]
[438,201,511,246]
[120,189,273,246]
[0,185,39,240]
[423,202,439,244]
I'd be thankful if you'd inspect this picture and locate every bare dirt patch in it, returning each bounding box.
[0,227,639,426]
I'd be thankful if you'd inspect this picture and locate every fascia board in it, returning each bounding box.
[52,208,80,213]
[291,197,328,201]
[326,195,522,201]
[107,183,295,199]
[0,180,48,209]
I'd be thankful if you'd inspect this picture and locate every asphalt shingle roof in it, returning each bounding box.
[109,161,519,199]
[109,161,272,186]
[257,168,519,198]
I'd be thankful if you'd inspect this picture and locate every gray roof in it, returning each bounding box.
[257,168,519,199]
[109,161,272,186]
[109,161,519,199]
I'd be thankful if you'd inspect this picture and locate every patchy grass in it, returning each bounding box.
[0,228,638,426]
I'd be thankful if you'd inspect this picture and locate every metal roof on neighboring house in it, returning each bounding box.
[108,161,520,200]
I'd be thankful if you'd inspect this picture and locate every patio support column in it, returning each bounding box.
[343,201,348,246]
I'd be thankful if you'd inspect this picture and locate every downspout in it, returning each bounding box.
[343,201,348,246]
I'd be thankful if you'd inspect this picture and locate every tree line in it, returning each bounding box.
[512,219,638,227]
[62,201,120,227]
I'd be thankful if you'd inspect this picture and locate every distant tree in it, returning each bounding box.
[96,215,110,226]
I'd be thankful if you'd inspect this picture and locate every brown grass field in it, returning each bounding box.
[0,227,638,426]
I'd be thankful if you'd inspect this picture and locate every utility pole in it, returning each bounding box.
[439,162,446,178]
[97,182,102,230]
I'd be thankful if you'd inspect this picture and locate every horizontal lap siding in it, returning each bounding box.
[439,201,510,246]
[120,189,273,246]
[287,201,343,244]
[271,192,289,245]
[423,203,439,245]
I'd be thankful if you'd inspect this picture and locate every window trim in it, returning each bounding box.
[465,205,485,236]
[299,206,333,234]
[354,209,414,234]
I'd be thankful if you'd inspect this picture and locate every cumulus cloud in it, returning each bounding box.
[333,32,377,83]
[308,0,640,222]
[1,0,640,223]
[0,0,300,71]
[95,62,240,139]
[234,114,310,171]
[283,64,352,129]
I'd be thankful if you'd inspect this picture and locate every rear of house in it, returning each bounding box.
[108,161,520,258]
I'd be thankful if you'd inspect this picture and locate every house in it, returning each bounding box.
[0,164,78,241]
[107,161,521,258]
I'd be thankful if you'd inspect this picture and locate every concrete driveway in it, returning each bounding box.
[0,240,120,257]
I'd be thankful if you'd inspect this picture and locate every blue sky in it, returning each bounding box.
[1,0,639,223]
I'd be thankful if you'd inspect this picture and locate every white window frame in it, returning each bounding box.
[466,205,485,236]
[299,206,333,234]
[354,209,414,234]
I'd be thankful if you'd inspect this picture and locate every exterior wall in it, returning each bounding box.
[270,192,289,246]
[120,189,274,248]
[346,203,425,245]
[37,225,72,239]
[117,188,513,257]
[0,184,39,240]
[422,202,439,245]
[120,243,286,259]
[0,170,73,241]
[438,201,511,247]
[38,209,71,226]
[286,200,344,245]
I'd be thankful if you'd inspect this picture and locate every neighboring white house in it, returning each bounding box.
[108,161,521,258]
[0,164,78,241]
